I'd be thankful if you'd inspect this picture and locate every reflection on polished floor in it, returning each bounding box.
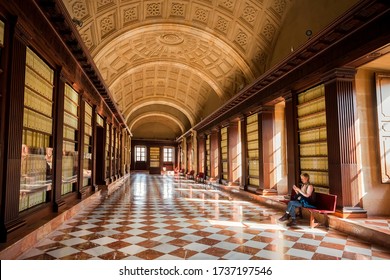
[18,173,390,260]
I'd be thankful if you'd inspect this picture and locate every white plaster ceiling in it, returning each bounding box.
[62,0,293,139]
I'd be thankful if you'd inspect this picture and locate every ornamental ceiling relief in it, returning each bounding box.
[62,0,292,139]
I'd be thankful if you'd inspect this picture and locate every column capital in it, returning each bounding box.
[211,126,220,133]
[15,22,32,45]
[258,106,274,113]
[238,114,247,122]
[198,133,206,139]
[221,122,230,128]
[281,90,294,101]
[228,120,239,127]
[321,67,357,84]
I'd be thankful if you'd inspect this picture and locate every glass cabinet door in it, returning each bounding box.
[246,114,259,187]
[20,48,54,211]
[206,135,210,177]
[297,84,329,193]
[83,102,93,188]
[62,84,79,195]
[221,127,228,180]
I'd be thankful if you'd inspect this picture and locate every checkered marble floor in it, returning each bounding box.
[18,173,390,260]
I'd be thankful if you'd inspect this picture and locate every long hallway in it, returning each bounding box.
[17,173,390,260]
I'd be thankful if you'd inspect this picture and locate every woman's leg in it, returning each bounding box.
[286,200,302,219]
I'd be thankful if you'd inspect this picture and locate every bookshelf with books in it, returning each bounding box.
[97,114,104,127]
[206,135,211,178]
[106,124,111,180]
[123,133,129,173]
[116,131,120,176]
[83,102,93,188]
[111,128,115,179]
[246,113,259,189]
[149,147,160,174]
[0,19,4,74]
[20,47,54,211]
[94,114,106,185]
[0,19,4,46]
[221,127,228,181]
[297,84,329,193]
[62,84,79,195]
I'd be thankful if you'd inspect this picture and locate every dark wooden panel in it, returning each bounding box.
[259,109,274,190]
[52,73,65,211]
[0,28,27,241]
[210,130,219,179]
[197,136,205,173]
[95,126,106,184]
[324,68,360,209]
[284,93,300,191]
[240,117,247,190]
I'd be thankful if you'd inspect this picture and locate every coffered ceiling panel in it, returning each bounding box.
[62,0,293,139]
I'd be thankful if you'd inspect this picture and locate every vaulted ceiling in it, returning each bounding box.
[61,0,292,139]
[61,0,357,139]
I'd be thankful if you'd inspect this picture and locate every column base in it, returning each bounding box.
[334,207,367,218]
[256,188,279,196]
[53,199,66,213]
[0,218,26,243]
[247,185,258,193]
[96,185,108,192]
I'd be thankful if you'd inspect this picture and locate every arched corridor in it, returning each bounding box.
[16,173,390,260]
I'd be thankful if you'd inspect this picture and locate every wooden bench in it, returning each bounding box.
[185,170,195,180]
[195,172,205,183]
[307,192,337,228]
[281,190,337,228]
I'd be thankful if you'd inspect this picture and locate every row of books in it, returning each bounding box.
[23,108,52,134]
[26,47,54,84]
[24,87,52,117]
[0,20,5,46]
[298,84,329,187]
[25,67,53,100]
[299,142,328,156]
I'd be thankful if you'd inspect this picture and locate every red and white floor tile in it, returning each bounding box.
[18,173,390,260]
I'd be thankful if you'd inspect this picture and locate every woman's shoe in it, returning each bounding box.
[278,213,289,221]
[287,219,297,226]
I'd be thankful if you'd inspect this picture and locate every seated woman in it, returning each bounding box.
[279,173,315,226]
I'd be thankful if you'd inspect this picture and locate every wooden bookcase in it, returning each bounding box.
[221,127,228,180]
[106,125,110,179]
[83,102,92,188]
[20,47,54,211]
[116,131,120,176]
[206,135,211,177]
[297,84,329,193]
[62,84,79,195]
[0,19,4,73]
[149,147,160,174]
[96,114,104,127]
[247,113,259,187]
[0,20,4,46]
[111,128,115,177]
